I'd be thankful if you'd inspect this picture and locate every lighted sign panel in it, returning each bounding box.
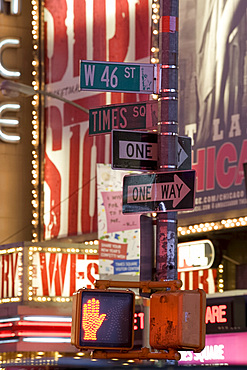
[78,289,135,350]
[31,251,99,299]
[179,332,247,366]
[178,240,215,272]
[178,1,247,225]
[43,0,151,239]
[0,248,23,303]
[206,295,246,334]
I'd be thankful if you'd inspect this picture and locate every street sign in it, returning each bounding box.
[80,60,155,93]
[112,130,192,171]
[112,130,157,171]
[89,101,158,135]
[122,170,195,214]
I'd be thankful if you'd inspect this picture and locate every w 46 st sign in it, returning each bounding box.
[80,60,155,93]
[122,171,195,214]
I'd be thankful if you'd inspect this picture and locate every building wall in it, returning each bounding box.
[0,1,33,244]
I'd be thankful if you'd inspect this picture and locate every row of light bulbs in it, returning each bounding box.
[151,0,160,68]
[178,217,247,236]
[31,0,40,242]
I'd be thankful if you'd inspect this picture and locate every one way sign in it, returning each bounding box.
[122,170,195,214]
[112,130,191,171]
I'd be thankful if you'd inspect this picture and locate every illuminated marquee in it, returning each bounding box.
[178,240,215,272]
[0,243,99,304]
[29,247,99,301]
[0,247,23,303]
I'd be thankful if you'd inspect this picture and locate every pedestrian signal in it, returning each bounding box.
[150,289,206,352]
[71,289,135,350]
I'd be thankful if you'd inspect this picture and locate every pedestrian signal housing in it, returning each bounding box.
[71,289,135,350]
[150,289,206,352]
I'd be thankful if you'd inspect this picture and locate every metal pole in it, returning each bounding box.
[156,0,179,281]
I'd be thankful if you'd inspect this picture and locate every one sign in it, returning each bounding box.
[72,289,135,350]
[89,101,158,135]
[178,240,215,272]
[112,130,157,171]
[80,60,155,93]
[112,130,191,171]
[122,170,196,214]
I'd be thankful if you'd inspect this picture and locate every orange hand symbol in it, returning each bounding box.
[82,298,106,340]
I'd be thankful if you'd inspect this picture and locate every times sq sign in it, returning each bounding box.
[0,0,22,144]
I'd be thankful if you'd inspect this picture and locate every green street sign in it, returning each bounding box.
[80,60,155,93]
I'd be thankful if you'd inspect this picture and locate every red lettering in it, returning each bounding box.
[218,304,227,323]
[70,254,76,296]
[81,129,108,234]
[39,253,49,296]
[216,142,237,189]
[45,0,68,83]
[138,312,144,329]
[206,146,215,190]
[205,305,213,324]
[10,253,19,297]
[205,304,227,324]
[73,0,87,77]
[68,125,80,235]
[235,139,247,185]
[87,262,99,288]
[93,0,106,60]
[134,312,145,330]
[54,254,68,296]
[44,154,61,238]
[109,0,129,62]
[135,0,150,60]
[192,149,205,191]
[48,106,62,151]
[39,253,68,296]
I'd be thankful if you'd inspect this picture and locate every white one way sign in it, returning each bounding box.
[112,130,191,171]
[122,170,195,214]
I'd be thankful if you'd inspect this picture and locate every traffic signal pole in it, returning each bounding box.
[156,0,179,281]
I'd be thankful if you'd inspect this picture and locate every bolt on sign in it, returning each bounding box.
[71,289,135,350]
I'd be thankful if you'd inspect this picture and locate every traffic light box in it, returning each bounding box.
[71,288,135,350]
[150,289,206,352]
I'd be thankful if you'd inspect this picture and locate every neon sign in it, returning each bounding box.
[205,305,227,324]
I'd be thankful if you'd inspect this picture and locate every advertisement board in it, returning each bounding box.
[178,0,247,225]
[43,0,152,239]
[179,332,247,365]
[31,251,99,298]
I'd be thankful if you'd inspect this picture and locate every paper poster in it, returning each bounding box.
[97,164,140,278]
